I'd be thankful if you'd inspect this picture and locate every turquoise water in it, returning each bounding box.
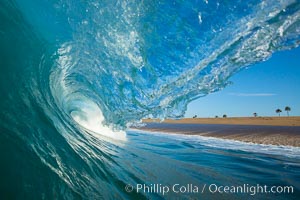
[1,0,300,199]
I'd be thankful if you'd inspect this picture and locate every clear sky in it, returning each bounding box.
[185,46,300,118]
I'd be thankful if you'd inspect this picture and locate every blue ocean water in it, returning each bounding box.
[0,0,300,199]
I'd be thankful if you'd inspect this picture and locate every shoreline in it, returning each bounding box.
[132,127,300,149]
[135,118,300,147]
[142,116,300,126]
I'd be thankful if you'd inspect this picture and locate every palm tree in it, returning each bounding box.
[253,112,257,117]
[276,109,282,117]
[285,106,291,117]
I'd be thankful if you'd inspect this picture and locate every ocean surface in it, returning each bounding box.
[1,0,300,199]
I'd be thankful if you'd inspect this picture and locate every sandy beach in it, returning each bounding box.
[137,117,300,147]
[143,116,300,126]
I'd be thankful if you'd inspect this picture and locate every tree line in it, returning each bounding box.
[192,106,292,118]
[253,106,291,117]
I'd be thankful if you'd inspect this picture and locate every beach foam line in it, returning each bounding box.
[128,129,300,159]
[131,123,300,147]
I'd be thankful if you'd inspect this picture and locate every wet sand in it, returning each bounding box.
[135,117,300,147]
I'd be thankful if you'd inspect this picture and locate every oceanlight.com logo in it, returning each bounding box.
[124,183,294,196]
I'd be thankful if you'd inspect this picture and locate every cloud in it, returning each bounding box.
[228,93,277,97]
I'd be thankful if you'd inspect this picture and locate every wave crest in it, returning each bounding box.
[43,0,300,128]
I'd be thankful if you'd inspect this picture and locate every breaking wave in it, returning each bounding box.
[0,0,300,199]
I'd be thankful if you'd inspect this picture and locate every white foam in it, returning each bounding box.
[71,100,126,141]
[129,129,300,158]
